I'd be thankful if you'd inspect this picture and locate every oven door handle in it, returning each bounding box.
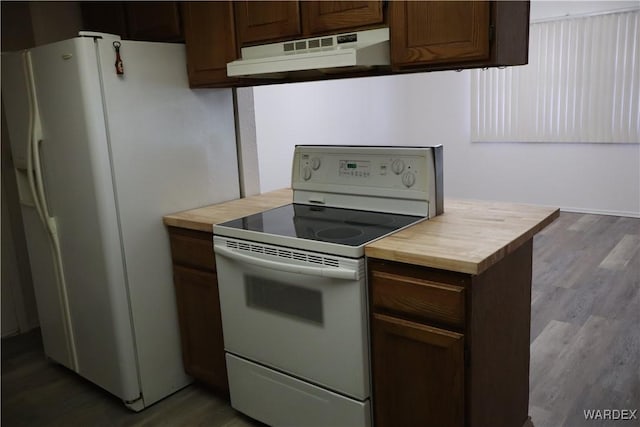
[214,245,359,281]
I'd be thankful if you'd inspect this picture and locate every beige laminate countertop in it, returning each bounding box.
[366,199,559,274]
[163,188,293,232]
[163,188,559,275]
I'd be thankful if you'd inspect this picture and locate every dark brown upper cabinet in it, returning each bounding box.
[234,1,301,46]
[80,2,130,38]
[80,1,183,42]
[181,1,239,88]
[390,1,490,66]
[126,2,182,42]
[390,1,530,70]
[301,1,384,35]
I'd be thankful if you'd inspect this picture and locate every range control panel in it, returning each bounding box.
[296,149,426,190]
[292,145,443,217]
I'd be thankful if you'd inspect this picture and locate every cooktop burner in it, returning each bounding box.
[215,203,423,249]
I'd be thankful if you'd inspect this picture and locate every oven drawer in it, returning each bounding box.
[371,270,465,328]
[227,353,371,427]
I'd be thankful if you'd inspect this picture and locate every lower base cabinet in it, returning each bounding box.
[168,227,228,396]
[369,238,534,427]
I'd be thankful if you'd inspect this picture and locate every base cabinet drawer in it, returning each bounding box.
[169,227,216,271]
[371,313,464,427]
[371,269,465,328]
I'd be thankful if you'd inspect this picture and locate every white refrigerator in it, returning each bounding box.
[1,32,240,410]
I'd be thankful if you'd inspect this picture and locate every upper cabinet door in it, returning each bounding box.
[80,1,183,42]
[301,1,383,35]
[182,1,238,87]
[390,1,491,67]
[234,1,301,46]
[80,2,129,38]
[126,2,183,42]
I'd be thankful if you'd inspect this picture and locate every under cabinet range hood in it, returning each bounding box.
[227,28,390,78]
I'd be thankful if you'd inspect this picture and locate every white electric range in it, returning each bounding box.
[213,145,443,427]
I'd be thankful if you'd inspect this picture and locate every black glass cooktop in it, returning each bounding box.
[217,204,423,247]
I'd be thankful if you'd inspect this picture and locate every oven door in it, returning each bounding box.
[213,236,369,400]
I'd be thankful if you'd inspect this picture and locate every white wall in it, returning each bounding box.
[254,69,640,217]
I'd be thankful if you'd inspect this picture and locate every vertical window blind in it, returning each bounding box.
[471,9,639,143]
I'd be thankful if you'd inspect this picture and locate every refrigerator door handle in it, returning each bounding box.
[32,138,59,236]
[24,52,46,226]
[24,52,59,239]
[23,50,79,371]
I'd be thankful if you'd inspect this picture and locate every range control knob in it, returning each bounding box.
[311,157,321,170]
[391,159,405,175]
[302,166,312,181]
[402,171,416,188]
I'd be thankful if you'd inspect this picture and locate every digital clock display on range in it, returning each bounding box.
[339,160,370,177]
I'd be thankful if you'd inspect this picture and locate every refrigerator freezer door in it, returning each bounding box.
[2,52,76,370]
[28,37,141,402]
[95,38,240,406]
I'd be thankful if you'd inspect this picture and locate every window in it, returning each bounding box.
[471,9,639,143]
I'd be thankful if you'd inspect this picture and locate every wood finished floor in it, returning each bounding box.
[1,328,265,427]
[2,212,638,427]
[529,212,639,427]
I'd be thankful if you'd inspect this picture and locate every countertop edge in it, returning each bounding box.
[163,218,214,233]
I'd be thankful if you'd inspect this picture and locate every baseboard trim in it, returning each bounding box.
[560,207,640,218]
